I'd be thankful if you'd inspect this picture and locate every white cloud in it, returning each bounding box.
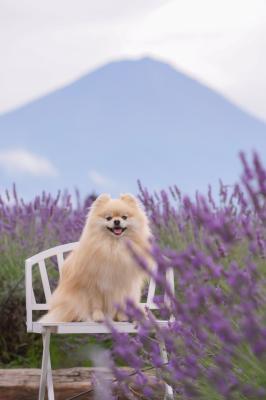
[88,169,115,189]
[0,0,165,114]
[0,0,266,120]
[126,0,266,121]
[0,149,59,177]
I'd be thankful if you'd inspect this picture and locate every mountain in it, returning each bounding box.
[0,57,265,198]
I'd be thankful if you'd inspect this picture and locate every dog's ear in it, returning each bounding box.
[120,193,138,206]
[93,193,111,207]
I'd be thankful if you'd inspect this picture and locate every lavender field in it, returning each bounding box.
[1,153,266,399]
[0,190,97,368]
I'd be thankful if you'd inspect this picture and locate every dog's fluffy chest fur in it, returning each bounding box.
[81,238,144,292]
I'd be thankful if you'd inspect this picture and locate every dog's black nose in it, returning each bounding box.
[114,219,120,226]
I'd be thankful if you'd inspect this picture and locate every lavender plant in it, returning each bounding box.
[106,153,266,399]
[0,187,96,365]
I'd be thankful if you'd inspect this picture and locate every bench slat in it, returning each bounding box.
[38,260,52,302]
[56,253,65,274]
[32,320,169,334]
[147,278,156,307]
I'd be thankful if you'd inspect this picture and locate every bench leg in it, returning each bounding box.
[47,352,55,400]
[39,331,54,400]
[159,339,174,400]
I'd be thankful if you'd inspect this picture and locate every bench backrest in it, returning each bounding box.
[25,242,174,332]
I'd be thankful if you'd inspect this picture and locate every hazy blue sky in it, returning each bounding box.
[0,57,265,198]
[1,0,266,120]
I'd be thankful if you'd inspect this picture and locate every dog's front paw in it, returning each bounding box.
[92,310,105,322]
[115,311,129,322]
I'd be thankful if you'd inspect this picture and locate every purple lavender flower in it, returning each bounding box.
[107,153,266,398]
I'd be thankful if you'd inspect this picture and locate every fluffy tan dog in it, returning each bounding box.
[41,193,153,323]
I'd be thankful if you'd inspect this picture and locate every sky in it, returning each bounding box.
[1,0,266,121]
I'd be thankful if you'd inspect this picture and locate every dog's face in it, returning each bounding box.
[89,193,148,238]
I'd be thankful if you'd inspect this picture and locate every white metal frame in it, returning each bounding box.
[25,242,174,400]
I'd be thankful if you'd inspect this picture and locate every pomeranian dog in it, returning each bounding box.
[40,193,153,323]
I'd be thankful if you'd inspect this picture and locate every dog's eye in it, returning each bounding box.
[121,215,128,220]
[106,216,112,221]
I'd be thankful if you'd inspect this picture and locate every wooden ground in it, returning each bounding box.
[0,368,94,400]
[0,368,163,399]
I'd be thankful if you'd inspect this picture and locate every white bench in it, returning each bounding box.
[25,242,174,400]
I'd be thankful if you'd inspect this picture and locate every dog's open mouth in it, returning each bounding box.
[107,227,127,236]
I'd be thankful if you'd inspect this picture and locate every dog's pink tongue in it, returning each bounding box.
[114,227,123,235]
